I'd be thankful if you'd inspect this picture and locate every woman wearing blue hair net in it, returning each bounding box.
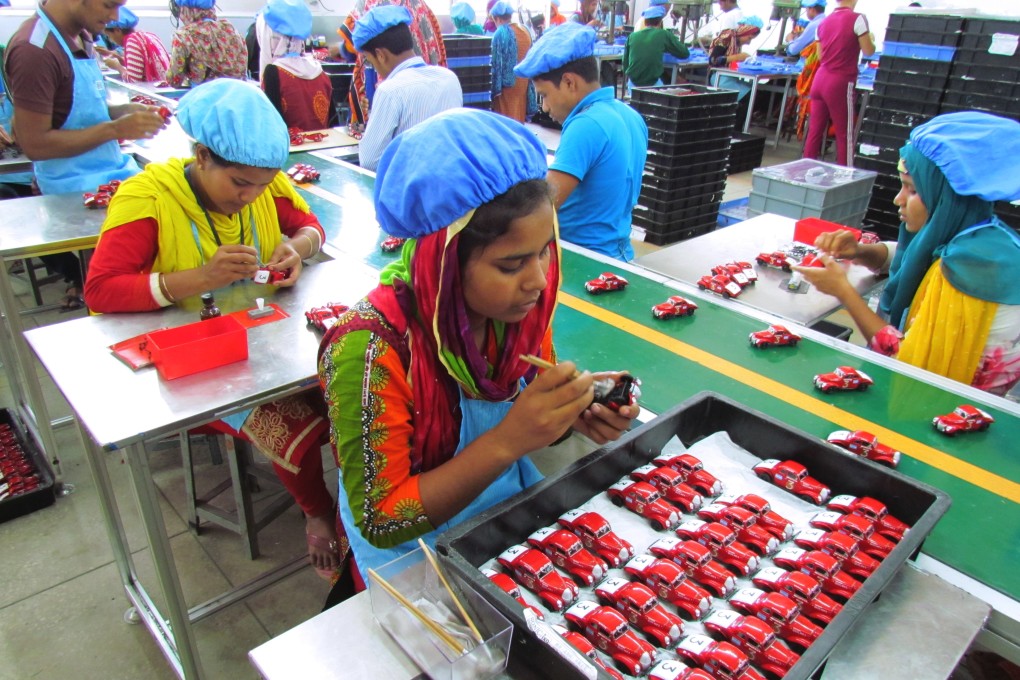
[794,112,1020,396]
[102,7,171,83]
[167,0,248,86]
[85,80,342,578]
[317,109,638,590]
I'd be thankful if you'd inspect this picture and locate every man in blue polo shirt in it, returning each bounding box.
[515,22,647,261]
[786,0,826,56]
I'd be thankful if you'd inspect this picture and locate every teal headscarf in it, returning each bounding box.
[880,144,1020,328]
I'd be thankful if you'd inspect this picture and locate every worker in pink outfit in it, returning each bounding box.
[802,0,874,166]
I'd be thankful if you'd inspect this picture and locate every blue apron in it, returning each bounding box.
[31,9,139,194]
[337,382,543,574]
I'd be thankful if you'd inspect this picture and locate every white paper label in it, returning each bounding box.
[989,33,1019,57]
[858,143,880,157]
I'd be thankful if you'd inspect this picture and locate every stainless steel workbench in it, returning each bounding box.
[633,213,881,328]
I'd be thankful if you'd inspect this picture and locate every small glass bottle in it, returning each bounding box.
[200,293,221,320]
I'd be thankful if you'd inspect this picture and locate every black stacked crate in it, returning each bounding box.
[942,16,1020,232]
[728,133,766,174]
[853,12,963,240]
[629,84,737,245]
[442,35,493,110]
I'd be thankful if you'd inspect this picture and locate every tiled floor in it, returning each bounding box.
[0,126,848,680]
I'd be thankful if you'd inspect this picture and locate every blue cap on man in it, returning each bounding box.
[107,7,139,29]
[264,0,313,39]
[353,5,413,51]
[801,0,826,7]
[514,22,596,79]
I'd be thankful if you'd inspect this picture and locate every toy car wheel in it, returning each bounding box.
[611,496,624,507]
[686,309,695,317]
[723,291,731,299]
[756,258,765,265]
[757,341,770,349]
[789,339,799,346]
[698,283,707,290]
[652,519,666,531]
[756,472,772,483]
[797,493,817,504]
[980,423,989,431]
[857,384,869,391]
[782,264,791,272]
[819,385,831,393]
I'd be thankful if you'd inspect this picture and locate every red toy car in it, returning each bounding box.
[563,600,657,675]
[481,568,545,620]
[751,566,842,624]
[674,519,761,576]
[286,163,320,183]
[585,272,629,295]
[749,324,801,349]
[647,659,715,680]
[711,264,750,288]
[797,252,825,268]
[859,231,881,244]
[729,588,822,649]
[731,261,758,283]
[82,191,112,208]
[772,546,862,601]
[697,273,742,299]
[932,404,994,435]
[496,544,578,611]
[826,495,908,541]
[607,479,681,531]
[557,509,635,567]
[756,251,792,272]
[812,366,873,393]
[696,503,780,556]
[305,306,337,332]
[794,528,879,579]
[594,374,642,412]
[650,452,723,497]
[652,295,698,319]
[826,430,901,467]
[752,459,831,505]
[623,554,713,620]
[594,577,684,648]
[527,527,609,586]
[551,624,625,680]
[647,537,737,597]
[631,464,704,512]
[714,493,794,541]
[674,634,766,680]
[809,511,895,559]
[703,609,800,677]
[380,236,406,252]
[253,267,287,284]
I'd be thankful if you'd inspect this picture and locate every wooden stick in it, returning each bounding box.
[367,568,466,655]
[519,354,581,379]
[418,539,483,644]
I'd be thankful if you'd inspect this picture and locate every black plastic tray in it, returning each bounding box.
[874,62,949,91]
[641,168,728,193]
[437,391,951,680]
[637,186,724,214]
[886,13,965,39]
[640,179,726,205]
[867,91,942,118]
[647,135,732,157]
[0,408,57,523]
[441,35,493,57]
[645,148,731,172]
[940,90,1019,121]
[643,221,718,245]
[630,84,739,108]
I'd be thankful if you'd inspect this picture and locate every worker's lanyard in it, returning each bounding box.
[184,164,260,263]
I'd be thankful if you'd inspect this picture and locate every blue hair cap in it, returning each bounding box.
[264,0,313,39]
[177,80,290,169]
[353,5,413,50]
[908,111,1020,202]
[107,6,139,29]
[514,22,595,79]
[374,109,548,238]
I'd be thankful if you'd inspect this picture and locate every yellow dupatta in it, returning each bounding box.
[898,260,998,385]
[100,157,311,273]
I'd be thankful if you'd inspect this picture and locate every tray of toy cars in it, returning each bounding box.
[0,408,57,523]
[437,391,950,680]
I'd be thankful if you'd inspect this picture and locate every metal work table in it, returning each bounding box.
[105,75,189,102]
[633,213,880,327]
[23,257,378,679]
[0,193,110,477]
[0,150,32,175]
[710,64,799,147]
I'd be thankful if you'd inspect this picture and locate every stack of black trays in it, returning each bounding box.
[941,16,1020,231]
[629,84,737,246]
[855,12,1020,238]
[853,13,963,240]
[728,133,766,174]
[442,35,493,110]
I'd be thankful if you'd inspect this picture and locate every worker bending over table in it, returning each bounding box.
[4,0,167,308]
[623,6,689,93]
[318,109,638,591]
[698,0,744,46]
[82,80,340,577]
[352,5,462,171]
[793,112,1020,396]
[515,23,648,261]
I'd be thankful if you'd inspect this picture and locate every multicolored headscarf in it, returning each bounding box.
[368,109,555,472]
[710,22,761,58]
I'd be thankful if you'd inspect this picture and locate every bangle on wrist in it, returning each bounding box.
[159,272,176,303]
[298,231,320,258]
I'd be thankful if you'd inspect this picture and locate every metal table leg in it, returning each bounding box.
[773,76,794,149]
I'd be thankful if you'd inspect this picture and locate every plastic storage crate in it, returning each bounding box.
[630,83,739,108]
[717,197,750,226]
[874,59,951,90]
[866,91,941,118]
[728,133,766,174]
[0,408,57,523]
[637,185,725,214]
[881,41,956,60]
[441,35,492,58]
[751,159,877,210]
[748,192,868,227]
[643,221,718,245]
[437,391,951,680]
[886,13,965,38]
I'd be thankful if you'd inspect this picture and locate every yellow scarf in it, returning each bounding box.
[898,260,997,385]
[100,157,311,273]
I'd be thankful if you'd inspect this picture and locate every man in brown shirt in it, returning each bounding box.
[5,0,166,306]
